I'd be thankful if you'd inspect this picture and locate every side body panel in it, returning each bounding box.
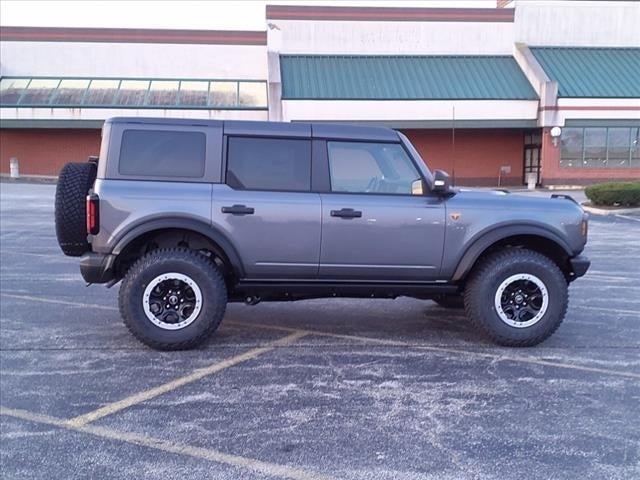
[211,185,321,278]
[319,194,446,280]
[440,190,586,279]
[91,179,213,254]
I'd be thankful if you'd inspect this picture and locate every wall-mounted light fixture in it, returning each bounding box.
[550,126,562,147]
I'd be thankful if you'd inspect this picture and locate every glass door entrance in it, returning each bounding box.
[523,131,542,186]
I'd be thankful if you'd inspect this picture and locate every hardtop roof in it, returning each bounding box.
[106,117,400,142]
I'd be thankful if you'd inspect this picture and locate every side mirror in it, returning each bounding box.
[411,178,425,196]
[431,170,453,195]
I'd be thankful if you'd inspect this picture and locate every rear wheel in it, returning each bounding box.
[464,249,568,347]
[55,162,97,256]
[119,248,227,350]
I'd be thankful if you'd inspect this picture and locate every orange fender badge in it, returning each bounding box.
[450,213,461,221]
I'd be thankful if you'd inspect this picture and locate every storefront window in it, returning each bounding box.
[607,128,631,168]
[583,128,607,168]
[560,127,639,169]
[631,128,640,168]
[560,128,583,168]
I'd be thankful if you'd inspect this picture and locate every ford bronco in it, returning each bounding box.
[55,117,590,350]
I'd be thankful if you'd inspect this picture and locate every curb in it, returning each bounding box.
[581,203,640,216]
[0,174,57,184]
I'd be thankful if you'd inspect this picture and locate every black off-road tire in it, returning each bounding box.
[55,162,97,256]
[119,248,227,350]
[433,294,464,309]
[463,249,568,347]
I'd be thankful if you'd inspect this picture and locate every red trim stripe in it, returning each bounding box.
[0,26,267,45]
[266,5,514,22]
[539,105,640,111]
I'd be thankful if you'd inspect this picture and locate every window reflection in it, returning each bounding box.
[0,78,30,104]
[52,79,90,105]
[19,79,60,104]
[0,77,267,109]
[179,81,209,106]
[209,81,237,107]
[85,79,120,105]
[116,80,149,106]
[147,80,179,106]
[239,82,267,107]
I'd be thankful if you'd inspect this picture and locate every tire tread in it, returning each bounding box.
[119,248,227,351]
[464,248,568,347]
[55,162,97,256]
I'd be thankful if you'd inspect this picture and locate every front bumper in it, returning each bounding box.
[80,253,116,284]
[569,254,590,279]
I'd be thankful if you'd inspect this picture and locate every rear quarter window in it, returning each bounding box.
[119,129,206,178]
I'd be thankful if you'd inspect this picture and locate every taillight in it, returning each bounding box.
[86,193,100,235]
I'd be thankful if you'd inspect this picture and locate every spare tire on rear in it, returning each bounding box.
[55,162,97,257]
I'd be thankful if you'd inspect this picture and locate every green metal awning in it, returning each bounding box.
[280,55,538,100]
[531,47,640,98]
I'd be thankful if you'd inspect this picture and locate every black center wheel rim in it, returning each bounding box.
[494,273,549,328]
[143,273,202,330]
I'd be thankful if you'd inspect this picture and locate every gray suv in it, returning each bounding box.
[55,117,590,350]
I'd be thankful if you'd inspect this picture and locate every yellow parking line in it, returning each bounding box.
[227,321,640,380]
[1,407,336,480]
[66,330,308,427]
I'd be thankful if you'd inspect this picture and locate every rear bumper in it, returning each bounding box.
[80,253,115,284]
[569,255,590,279]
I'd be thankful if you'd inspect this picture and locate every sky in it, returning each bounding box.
[0,0,496,30]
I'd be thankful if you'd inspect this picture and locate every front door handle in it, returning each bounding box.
[330,208,362,219]
[221,204,255,215]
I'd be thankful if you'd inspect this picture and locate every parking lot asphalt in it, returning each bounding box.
[1,181,639,480]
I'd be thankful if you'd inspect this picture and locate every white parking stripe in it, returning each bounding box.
[1,407,336,480]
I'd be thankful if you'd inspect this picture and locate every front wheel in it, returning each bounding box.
[463,249,568,347]
[119,248,227,350]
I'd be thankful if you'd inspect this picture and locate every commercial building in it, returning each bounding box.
[1,1,638,185]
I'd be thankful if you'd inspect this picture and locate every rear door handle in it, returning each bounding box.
[330,208,362,219]
[221,204,254,215]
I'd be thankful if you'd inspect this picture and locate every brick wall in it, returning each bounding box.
[402,129,525,186]
[0,129,101,176]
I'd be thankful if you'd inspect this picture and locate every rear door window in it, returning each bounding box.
[226,137,311,191]
[119,129,206,177]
